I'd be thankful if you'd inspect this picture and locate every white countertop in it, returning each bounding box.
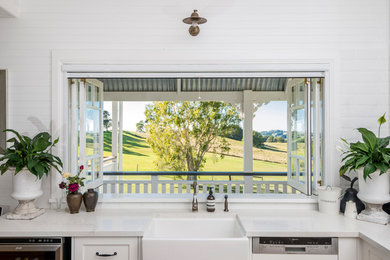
[0,209,389,253]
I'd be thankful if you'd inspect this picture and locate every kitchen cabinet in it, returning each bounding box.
[338,238,358,260]
[359,239,389,260]
[73,237,139,260]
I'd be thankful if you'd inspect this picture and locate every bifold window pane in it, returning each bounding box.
[68,76,324,196]
[69,79,104,189]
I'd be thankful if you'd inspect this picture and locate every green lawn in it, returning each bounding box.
[102,131,293,183]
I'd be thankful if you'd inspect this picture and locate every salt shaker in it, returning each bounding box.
[344,200,358,219]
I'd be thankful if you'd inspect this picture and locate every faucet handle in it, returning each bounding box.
[224,194,229,212]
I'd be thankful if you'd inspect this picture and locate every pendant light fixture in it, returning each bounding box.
[183,10,207,36]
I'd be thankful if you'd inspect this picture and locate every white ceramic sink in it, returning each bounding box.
[142,214,249,260]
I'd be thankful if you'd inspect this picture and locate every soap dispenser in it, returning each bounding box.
[207,188,215,212]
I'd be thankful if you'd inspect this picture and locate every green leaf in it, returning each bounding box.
[355,155,370,169]
[377,137,390,148]
[378,113,386,126]
[363,163,377,180]
[383,153,390,164]
[350,142,369,153]
[374,162,388,174]
[357,128,377,151]
[4,129,24,143]
[339,165,349,176]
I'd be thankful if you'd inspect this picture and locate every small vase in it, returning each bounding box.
[83,189,98,212]
[66,192,82,214]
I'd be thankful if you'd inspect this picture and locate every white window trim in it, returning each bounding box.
[50,50,334,205]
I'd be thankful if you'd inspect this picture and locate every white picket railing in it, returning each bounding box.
[100,178,299,195]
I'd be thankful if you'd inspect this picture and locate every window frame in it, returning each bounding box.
[50,58,333,205]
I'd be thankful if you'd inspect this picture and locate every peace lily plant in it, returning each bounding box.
[0,129,62,220]
[339,114,390,180]
[339,114,390,224]
[0,129,62,178]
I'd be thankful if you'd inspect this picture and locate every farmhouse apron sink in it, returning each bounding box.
[142,214,249,260]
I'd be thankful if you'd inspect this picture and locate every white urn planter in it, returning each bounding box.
[357,169,390,225]
[6,168,45,220]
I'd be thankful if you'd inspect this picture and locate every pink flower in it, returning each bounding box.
[80,165,84,170]
[68,183,79,193]
[59,182,66,189]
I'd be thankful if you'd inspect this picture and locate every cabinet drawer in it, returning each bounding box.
[74,237,138,260]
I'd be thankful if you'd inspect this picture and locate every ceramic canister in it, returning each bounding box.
[317,186,342,215]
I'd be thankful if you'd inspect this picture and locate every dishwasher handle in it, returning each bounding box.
[285,247,306,253]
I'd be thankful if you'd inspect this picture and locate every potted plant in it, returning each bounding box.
[339,114,390,224]
[59,165,85,214]
[0,129,62,219]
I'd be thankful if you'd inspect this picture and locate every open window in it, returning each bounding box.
[69,79,104,188]
[286,78,323,195]
[67,75,324,197]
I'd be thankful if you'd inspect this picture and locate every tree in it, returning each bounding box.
[224,124,243,141]
[103,110,112,131]
[136,120,145,133]
[266,135,275,142]
[252,131,265,148]
[276,136,285,143]
[144,101,241,172]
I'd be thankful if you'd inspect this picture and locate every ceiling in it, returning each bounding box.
[99,78,288,92]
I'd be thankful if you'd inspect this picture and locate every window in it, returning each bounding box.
[68,76,324,196]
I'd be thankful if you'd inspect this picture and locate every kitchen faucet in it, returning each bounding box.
[192,181,198,212]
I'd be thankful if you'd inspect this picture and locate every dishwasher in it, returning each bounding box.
[252,237,338,260]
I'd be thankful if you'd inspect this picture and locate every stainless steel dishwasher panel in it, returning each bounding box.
[252,237,338,260]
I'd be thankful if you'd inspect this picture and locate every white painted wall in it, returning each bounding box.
[0,0,389,208]
[0,0,20,17]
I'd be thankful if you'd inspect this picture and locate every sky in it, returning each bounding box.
[104,101,287,132]
[253,101,287,131]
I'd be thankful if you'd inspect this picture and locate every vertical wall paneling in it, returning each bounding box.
[0,0,388,206]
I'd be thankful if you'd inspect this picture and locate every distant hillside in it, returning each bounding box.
[260,129,287,140]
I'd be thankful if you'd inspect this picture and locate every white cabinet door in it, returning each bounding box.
[338,238,358,260]
[360,240,390,260]
[74,237,138,260]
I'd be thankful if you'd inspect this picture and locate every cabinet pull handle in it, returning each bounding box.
[96,252,117,257]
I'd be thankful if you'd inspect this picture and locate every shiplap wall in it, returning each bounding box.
[0,0,389,208]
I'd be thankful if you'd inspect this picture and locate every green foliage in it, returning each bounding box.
[339,115,390,180]
[276,136,286,143]
[223,124,243,141]
[144,101,241,171]
[0,129,63,179]
[253,131,265,148]
[266,136,275,142]
[103,110,112,131]
[136,120,145,133]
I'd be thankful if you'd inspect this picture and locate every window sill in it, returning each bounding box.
[99,193,317,204]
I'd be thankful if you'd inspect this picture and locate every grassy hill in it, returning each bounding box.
[103,131,289,174]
